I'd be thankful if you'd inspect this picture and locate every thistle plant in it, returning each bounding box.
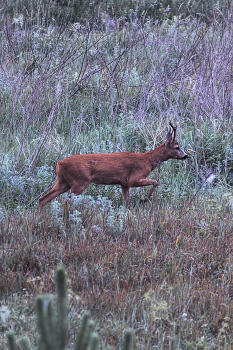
[7,267,133,350]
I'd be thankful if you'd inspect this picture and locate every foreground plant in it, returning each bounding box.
[7,267,133,350]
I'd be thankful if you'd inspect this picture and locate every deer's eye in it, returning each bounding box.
[175,146,180,150]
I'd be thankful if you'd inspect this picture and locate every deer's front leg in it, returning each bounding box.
[121,185,130,202]
[131,178,158,203]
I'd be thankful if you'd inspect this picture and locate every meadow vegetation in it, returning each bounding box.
[1,1,233,349]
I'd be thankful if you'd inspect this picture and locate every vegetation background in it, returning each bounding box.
[1,0,233,348]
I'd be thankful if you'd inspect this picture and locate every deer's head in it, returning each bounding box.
[165,122,188,160]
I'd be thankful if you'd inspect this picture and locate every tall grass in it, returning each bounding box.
[2,0,231,27]
[1,12,233,205]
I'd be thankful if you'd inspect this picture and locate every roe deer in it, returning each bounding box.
[38,122,188,208]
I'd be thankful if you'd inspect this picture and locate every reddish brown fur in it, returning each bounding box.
[39,123,188,207]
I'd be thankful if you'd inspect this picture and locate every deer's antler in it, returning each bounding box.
[169,121,177,140]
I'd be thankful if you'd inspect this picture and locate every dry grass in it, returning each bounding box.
[1,193,233,349]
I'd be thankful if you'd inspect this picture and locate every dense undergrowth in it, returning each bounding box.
[1,3,233,349]
[2,0,231,28]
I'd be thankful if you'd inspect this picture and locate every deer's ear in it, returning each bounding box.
[165,128,173,146]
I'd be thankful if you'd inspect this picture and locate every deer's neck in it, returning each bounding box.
[148,143,169,170]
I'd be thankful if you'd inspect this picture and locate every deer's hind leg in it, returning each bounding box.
[70,180,90,196]
[39,180,71,208]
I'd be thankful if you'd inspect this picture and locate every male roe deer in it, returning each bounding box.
[38,122,188,208]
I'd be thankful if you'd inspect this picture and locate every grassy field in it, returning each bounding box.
[1,7,233,349]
